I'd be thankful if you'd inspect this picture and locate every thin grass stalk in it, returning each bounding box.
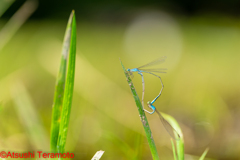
[11,82,49,149]
[120,60,160,160]
[0,0,38,52]
[199,148,209,160]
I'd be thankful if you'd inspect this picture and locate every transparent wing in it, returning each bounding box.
[138,56,167,69]
[138,68,167,73]
[155,109,180,140]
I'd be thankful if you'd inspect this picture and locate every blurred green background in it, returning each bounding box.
[1,0,240,159]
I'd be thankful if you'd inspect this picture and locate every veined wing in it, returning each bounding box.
[138,56,167,69]
[155,109,180,140]
[139,68,167,73]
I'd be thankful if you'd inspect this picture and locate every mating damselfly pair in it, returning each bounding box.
[127,57,180,140]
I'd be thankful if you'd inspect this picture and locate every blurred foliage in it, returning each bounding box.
[0,6,240,160]
[2,0,240,19]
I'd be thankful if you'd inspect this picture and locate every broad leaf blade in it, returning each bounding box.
[50,11,74,152]
[57,10,77,154]
[162,112,184,160]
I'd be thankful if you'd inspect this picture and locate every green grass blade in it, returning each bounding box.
[57,10,76,154]
[11,82,49,149]
[0,0,15,17]
[199,148,209,160]
[0,0,38,52]
[120,60,160,160]
[162,112,184,160]
[50,11,74,152]
[171,139,177,160]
